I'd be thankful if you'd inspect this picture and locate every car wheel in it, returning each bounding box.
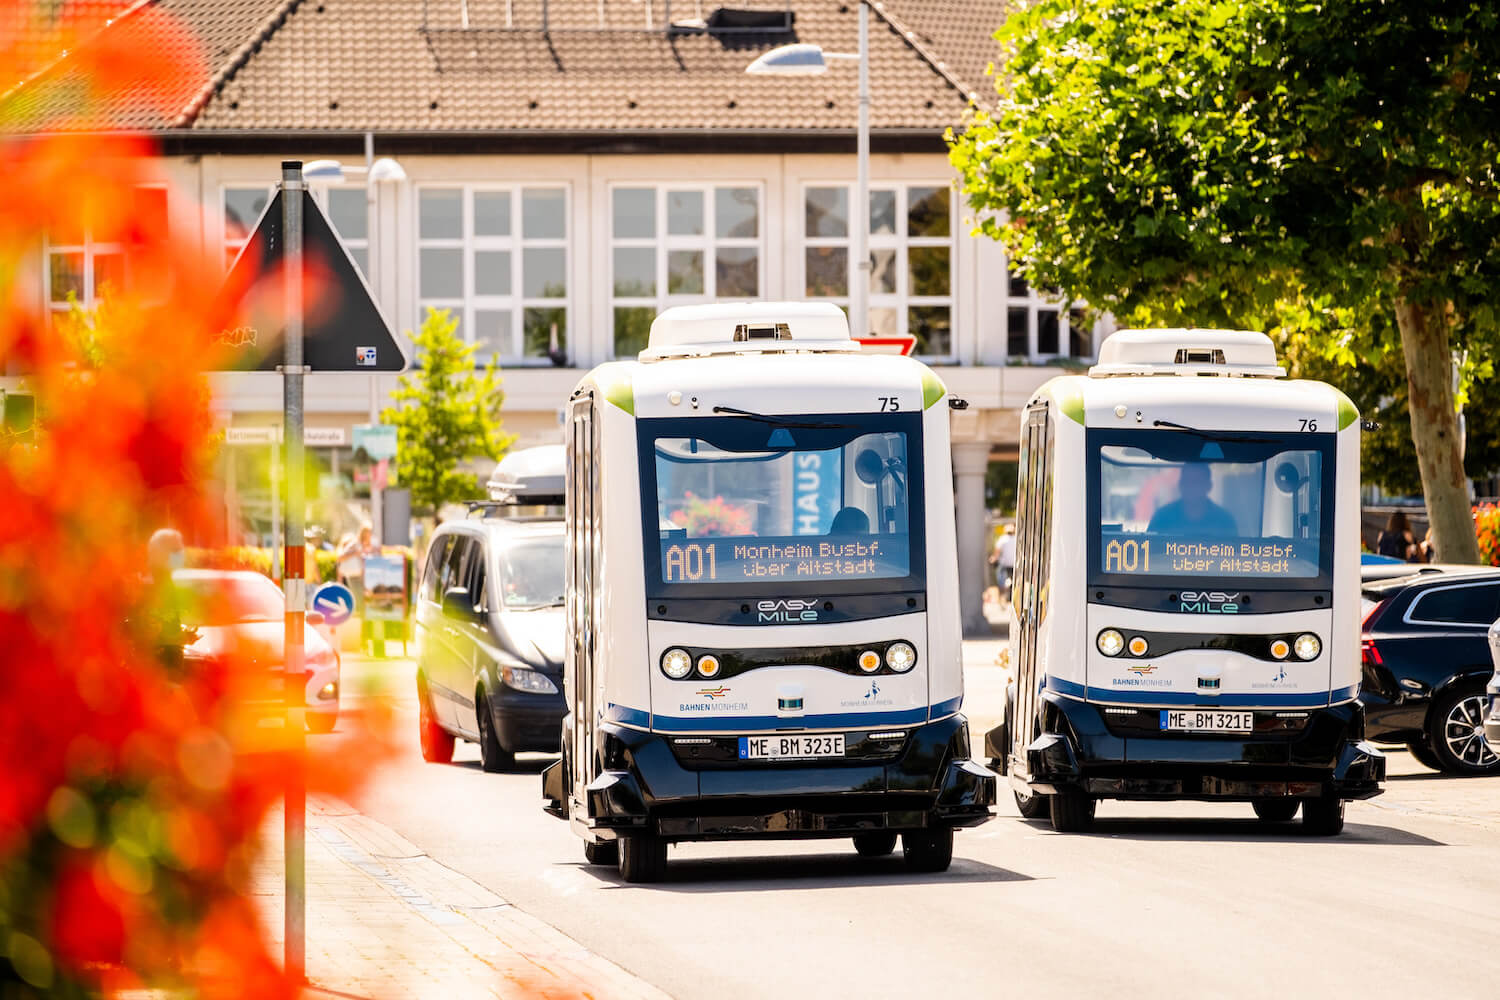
[1252,798,1299,822]
[1048,788,1096,833]
[1406,740,1444,771]
[417,675,455,764]
[476,692,515,773]
[1426,685,1500,775]
[901,827,954,873]
[1301,797,1345,836]
[306,712,337,735]
[618,833,668,883]
[852,832,898,857]
[583,839,618,866]
[1014,786,1049,820]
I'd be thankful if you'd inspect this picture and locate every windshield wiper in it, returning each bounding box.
[711,405,853,429]
[511,599,565,610]
[1152,419,1275,443]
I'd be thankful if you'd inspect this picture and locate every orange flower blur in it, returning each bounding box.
[0,3,393,995]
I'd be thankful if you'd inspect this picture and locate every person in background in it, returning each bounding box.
[140,527,195,670]
[304,526,326,586]
[337,521,375,613]
[1376,511,1420,562]
[990,523,1016,604]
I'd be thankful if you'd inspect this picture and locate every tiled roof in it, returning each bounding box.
[5,1,1004,137]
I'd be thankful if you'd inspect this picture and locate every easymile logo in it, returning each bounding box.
[1180,591,1241,613]
[757,598,821,623]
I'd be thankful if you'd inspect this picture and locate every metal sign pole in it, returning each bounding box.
[280,160,308,983]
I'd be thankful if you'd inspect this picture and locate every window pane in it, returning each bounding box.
[419,189,463,239]
[475,250,511,295]
[473,309,511,356]
[909,246,951,296]
[805,247,847,297]
[420,248,463,298]
[1069,309,1092,357]
[524,307,567,359]
[523,248,566,298]
[614,306,655,358]
[49,253,84,303]
[1008,270,1029,297]
[869,306,899,337]
[909,306,952,356]
[667,190,703,236]
[805,187,848,238]
[716,187,759,239]
[523,188,565,239]
[908,186,951,237]
[870,190,896,235]
[716,247,759,298]
[870,248,897,294]
[667,250,704,294]
[328,188,367,240]
[225,188,268,242]
[348,246,369,277]
[474,192,511,237]
[1007,307,1029,357]
[613,247,655,297]
[613,188,655,239]
[93,252,124,296]
[1412,585,1500,625]
[1037,309,1060,354]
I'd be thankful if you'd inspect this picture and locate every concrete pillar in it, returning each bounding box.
[952,442,992,637]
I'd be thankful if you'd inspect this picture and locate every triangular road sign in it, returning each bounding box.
[212,189,408,372]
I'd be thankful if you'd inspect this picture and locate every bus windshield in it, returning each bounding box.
[1090,429,1333,585]
[640,412,924,592]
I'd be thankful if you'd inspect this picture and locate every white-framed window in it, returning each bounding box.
[46,186,167,314]
[224,185,370,276]
[416,185,568,364]
[801,182,955,359]
[1004,271,1095,361]
[609,184,763,358]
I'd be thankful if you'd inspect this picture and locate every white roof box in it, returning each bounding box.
[640,302,858,360]
[1090,328,1285,378]
[485,444,565,502]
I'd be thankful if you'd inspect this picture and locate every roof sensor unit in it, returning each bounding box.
[733,322,790,342]
[1175,348,1225,365]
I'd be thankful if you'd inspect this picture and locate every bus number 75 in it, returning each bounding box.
[878,397,901,412]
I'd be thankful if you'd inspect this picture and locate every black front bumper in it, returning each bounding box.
[1020,694,1385,802]
[576,715,995,841]
[490,684,566,754]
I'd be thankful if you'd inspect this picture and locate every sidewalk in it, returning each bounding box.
[252,798,670,1000]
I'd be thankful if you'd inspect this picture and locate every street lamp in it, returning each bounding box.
[302,139,406,544]
[746,7,871,340]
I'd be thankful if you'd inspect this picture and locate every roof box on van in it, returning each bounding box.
[485,445,565,503]
[640,302,859,360]
[1089,328,1285,378]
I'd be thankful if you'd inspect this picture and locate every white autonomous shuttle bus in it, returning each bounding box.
[987,329,1385,835]
[542,303,995,881]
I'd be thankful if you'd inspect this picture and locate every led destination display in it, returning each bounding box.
[661,535,910,584]
[1102,538,1308,577]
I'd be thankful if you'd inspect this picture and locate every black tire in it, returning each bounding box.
[417,675,455,764]
[583,840,619,866]
[1048,788,1097,833]
[1014,786,1049,820]
[306,712,338,735]
[1252,798,1299,823]
[618,834,668,883]
[901,827,954,873]
[476,692,515,773]
[1426,685,1500,775]
[1407,740,1444,771]
[1301,797,1345,836]
[852,832,898,857]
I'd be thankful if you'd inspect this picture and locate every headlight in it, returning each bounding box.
[858,650,881,673]
[1127,636,1148,657]
[317,681,338,701]
[661,648,692,679]
[501,666,560,694]
[1097,629,1124,657]
[885,641,917,672]
[1269,639,1290,660]
[1294,633,1321,661]
[696,654,721,678]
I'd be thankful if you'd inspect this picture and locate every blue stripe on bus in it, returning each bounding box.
[1045,674,1353,709]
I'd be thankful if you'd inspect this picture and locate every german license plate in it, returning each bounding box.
[1159,710,1253,734]
[738,734,846,760]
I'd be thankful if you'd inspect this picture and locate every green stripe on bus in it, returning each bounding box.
[922,371,946,410]
[601,373,634,415]
[1336,391,1357,430]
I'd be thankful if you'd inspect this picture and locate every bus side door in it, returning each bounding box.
[1011,402,1052,772]
[566,396,599,814]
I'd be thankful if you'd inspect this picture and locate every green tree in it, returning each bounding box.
[382,308,516,517]
[950,0,1500,562]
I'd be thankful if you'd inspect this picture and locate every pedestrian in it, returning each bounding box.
[1376,511,1419,562]
[337,521,375,610]
[137,527,196,672]
[990,523,1016,604]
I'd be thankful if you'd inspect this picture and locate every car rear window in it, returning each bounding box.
[1407,583,1500,626]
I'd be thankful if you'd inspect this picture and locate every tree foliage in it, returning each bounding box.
[950,0,1500,561]
[382,309,515,517]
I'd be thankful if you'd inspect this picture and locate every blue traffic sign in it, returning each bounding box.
[312,582,356,626]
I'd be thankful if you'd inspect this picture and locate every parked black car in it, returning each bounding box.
[1360,569,1500,774]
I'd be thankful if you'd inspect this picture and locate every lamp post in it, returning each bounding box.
[303,140,405,543]
[746,6,870,339]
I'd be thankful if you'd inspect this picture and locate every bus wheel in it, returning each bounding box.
[583,840,619,866]
[901,827,953,873]
[417,675,455,764]
[1251,799,1299,823]
[1301,798,1345,836]
[476,693,515,773]
[852,832,898,857]
[1048,789,1096,833]
[618,833,668,883]
[1013,787,1048,820]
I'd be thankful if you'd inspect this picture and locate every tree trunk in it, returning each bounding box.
[1392,295,1480,564]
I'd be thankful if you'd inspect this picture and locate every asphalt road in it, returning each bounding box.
[325,643,1500,1000]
